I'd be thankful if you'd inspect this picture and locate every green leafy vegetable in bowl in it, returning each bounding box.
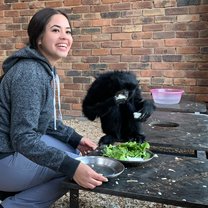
[102,141,151,161]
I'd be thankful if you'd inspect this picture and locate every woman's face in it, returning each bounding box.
[38,14,73,66]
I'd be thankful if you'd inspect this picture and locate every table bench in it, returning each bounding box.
[62,154,208,208]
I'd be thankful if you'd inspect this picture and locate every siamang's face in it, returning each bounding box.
[113,78,138,97]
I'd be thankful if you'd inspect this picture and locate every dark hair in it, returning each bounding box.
[27,8,72,49]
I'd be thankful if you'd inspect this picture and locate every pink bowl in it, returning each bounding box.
[150,88,184,104]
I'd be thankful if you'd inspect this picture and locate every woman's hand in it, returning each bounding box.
[77,137,97,155]
[73,162,108,189]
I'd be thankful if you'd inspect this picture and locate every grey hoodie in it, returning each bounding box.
[0,46,81,179]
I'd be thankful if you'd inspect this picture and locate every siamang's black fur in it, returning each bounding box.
[82,71,155,146]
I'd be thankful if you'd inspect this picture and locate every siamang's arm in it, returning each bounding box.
[82,96,116,121]
[83,90,128,121]
[134,88,155,122]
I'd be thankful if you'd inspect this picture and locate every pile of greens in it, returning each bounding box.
[102,141,151,161]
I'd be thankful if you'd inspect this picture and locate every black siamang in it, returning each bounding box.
[82,71,155,146]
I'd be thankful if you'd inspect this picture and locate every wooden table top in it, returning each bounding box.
[63,154,208,208]
[144,111,208,151]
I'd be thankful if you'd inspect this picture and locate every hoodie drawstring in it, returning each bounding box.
[52,70,63,130]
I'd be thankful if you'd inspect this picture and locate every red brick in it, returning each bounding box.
[108,63,128,70]
[112,18,131,26]
[133,16,154,25]
[112,3,131,11]
[174,63,196,70]
[100,55,120,63]
[92,34,111,41]
[165,7,188,15]
[188,38,208,46]
[81,56,99,63]
[64,84,82,90]
[154,31,175,39]
[73,6,90,13]
[92,48,111,56]
[152,63,173,70]
[133,1,153,9]
[92,19,111,26]
[122,40,142,48]
[154,48,176,54]
[91,5,110,12]
[144,40,164,48]
[174,78,196,85]
[12,2,29,9]
[197,79,208,86]
[73,20,92,28]
[45,1,63,7]
[130,63,151,70]
[189,5,208,14]
[198,63,208,70]
[132,48,153,55]
[196,95,208,102]
[112,48,131,55]
[121,55,141,62]
[102,41,121,48]
[153,0,176,8]
[165,39,188,47]
[186,71,208,78]
[132,32,153,39]
[4,10,19,17]
[82,42,100,49]
[177,47,200,54]
[0,31,13,37]
[141,70,163,77]
[112,33,131,40]
[73,35,91,42]
[64,0,81,6]
[176,31,198,38]
[164,70,185,78]
[82,0,100,5]
[102,26,122,33]
[185,54,208,62]
[102,0,120,3]
[72,63,89,70]
[143,24,163,32]
[121,10,142,17]
[72,49,91,56]
[144,8,165,16]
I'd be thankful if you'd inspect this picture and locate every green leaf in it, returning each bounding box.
[102,141,151,161]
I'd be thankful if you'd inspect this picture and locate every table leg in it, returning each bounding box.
[69,189,79,208]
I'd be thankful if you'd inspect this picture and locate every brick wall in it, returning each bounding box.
[0,0,208,117]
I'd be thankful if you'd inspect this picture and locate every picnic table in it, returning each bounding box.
[144,111,208,152]
[154,100,207,114]
[63,154,208,208]
[146,100,207,158]
[62,101,208,207]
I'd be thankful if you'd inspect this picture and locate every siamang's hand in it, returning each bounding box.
[114,90,129,105]
[135,100,155,122]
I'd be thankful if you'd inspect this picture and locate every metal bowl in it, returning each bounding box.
[76,156,125,178]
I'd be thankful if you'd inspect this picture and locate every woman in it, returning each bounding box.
[0,8,107,208]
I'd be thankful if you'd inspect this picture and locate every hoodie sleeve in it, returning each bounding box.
[6,60,80,178]
[46,120,82,148]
